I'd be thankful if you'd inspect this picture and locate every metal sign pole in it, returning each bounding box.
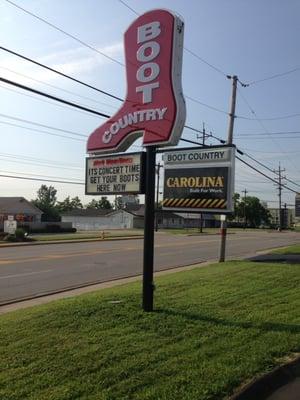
[143,146,156,312]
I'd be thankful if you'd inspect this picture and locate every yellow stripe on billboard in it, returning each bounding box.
[176,198,185,207]
[193,199,201,207]
[181,198,190,206]
[197,199,206,208]
[186,199,196,207]
[215,199,224,208]
[210,199,219,208]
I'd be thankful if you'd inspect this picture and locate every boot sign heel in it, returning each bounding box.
[87,9,186,154]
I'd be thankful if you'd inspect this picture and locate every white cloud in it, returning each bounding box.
[0,41,124,85]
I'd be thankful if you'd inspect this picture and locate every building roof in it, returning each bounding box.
[155,210,182,219]
[124,204,145,216]
[174,212,216,220]
[61,208,112,217]
[155,210,216,220]
[0,197,42,215]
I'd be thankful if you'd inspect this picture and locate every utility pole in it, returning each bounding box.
[197,122,211,145]
[242,189,248,229]
[274,163,285,231]
[197,122,209,233]
[155,162,162,232]
[219,75,238,262]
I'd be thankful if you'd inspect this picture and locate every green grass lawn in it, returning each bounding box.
[160,227,276,235]
[160,228,216,235]
[31,229,143,242]
[272,244,300,254]
[1,261,299,400]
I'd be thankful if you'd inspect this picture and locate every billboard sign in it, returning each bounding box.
[296,194,300,217]
[4,219,17,234]
[86,152,145,195]
[162,146,235,213]
[87,9,186,154]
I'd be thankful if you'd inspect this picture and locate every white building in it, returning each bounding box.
[61,208,144,231]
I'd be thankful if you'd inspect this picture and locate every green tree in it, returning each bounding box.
[86,197,112,210]
[114,195,139,210]
[228,193,240,221]
[114,196,124,210]
[237,196,271,227]
[32,185,60,221]
[57,196,83,213]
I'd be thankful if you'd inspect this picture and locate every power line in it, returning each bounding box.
[117,0,228,78]
[118,0,139,15]
[173,132,299,194]
[242,151,300,188]
[0,169,83,181]
[184,48,228,78]
[184,125,205,134]
[1,46,232,120]
[0,152,82,168]
[0,46,123,102]
[0,76,110,118]
[237,87,300,175]
[4,9,298,124]
[237,146,300,154]
[1,126,298,194]
[185,95,228,115]
[0,66,118,110]
[235,135,300,140]
[0,83,100,118]
[236,156,298,194]
[0,74,215,140]
[188,131,300,193]
[0,173,84,185]
[237,113,300,121]
[1,68,298,190]
[0,155,83,171]
[236,131,300,136]
[247,67,300,86]
[4,0,124,67]
[0,112,87,138]
[0,120,85,142]
[209,127,300,189]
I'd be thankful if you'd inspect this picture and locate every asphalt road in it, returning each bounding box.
[0,230,299,304]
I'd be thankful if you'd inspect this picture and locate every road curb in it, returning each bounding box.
[230,354,300,400]
[0,259,215,313]
[0,235,143,248]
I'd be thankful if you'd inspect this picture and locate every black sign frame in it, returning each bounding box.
[162,145,235,214]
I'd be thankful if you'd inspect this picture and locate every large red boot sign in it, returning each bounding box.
[87,9,186,154]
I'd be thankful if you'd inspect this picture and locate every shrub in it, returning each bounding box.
[0,232,7,241]
[15,228,26,241]
[5,234,17,242]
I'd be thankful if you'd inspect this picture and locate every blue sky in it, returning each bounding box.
[0,0,299,208]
